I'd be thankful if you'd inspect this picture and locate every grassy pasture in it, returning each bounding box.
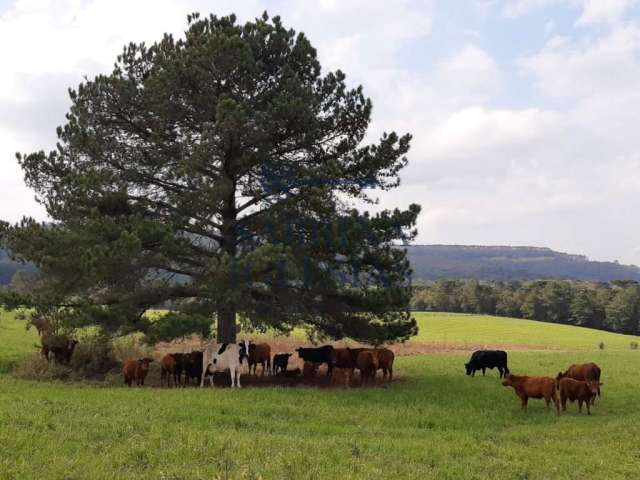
[1,309,639,479]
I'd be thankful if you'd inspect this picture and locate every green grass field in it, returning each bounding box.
[1,309,639,479]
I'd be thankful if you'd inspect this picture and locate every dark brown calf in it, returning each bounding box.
[558,378,602,415]
[248,343,271,376]
[357,350,379,386]
[502,374,560,415]
[160,354,176,388]
[123,358,154,387]
[376,348,395,383]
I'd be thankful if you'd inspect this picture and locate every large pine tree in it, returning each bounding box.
[1,13,420,344]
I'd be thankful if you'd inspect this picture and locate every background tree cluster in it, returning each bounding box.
[412,279,640,335]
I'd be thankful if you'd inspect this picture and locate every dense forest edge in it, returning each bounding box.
[412,279,640,336]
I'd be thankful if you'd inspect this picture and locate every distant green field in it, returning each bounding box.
[1,308,639,479]
[412,312,640,350]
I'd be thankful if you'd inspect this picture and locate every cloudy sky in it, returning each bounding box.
[1,0,639,265]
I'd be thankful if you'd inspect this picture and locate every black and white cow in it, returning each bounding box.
[201,340,249,388]
[465,350,509,378]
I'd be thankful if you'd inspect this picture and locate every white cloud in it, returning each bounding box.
[1,0,640,266]
[503,0,637,25]
[577,0,636,25]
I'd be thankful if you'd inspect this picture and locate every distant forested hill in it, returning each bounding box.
[406,245,640,282]
[2,245,640,285]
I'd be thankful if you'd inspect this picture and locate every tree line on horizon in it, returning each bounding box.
[412,279,640,336]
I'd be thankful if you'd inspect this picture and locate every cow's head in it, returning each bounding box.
[586,381,602,395]
[238,340,249,364]
[137,357,153,373]
[556,371,568,381]
[295,347,304,358]
[464,362,472,375]
[501,374,514,387]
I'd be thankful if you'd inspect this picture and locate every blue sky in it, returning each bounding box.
[1,0,639,265]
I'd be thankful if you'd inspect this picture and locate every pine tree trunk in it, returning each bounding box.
[217,305,237,343]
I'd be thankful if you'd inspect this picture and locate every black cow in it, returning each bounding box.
[465,350,509,378]
[273,353,292,375]
[295,346,335,375]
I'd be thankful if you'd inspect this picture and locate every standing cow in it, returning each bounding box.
[465,350,509,378]
[557,363,601,404]
[201,341,249,388]
[248,342,271,376]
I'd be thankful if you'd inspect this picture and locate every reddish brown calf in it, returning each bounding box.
[558,377,602,415]
[123,358,154,387]
[502,374,560,415]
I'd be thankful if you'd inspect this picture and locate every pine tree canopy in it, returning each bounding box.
[1,12,421,344]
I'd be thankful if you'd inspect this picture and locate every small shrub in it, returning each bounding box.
[631,341,638,350]
[112,335,154,363]
[13,354,72,381]
[69,335,119,379]
[598,341,605,350]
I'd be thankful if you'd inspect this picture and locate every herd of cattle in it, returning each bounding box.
[122,340,395,389]
[465,350,603,415]
[122,343,603,415]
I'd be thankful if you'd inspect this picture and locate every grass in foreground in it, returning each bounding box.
[0,351,638,479]
[2,309,640,479]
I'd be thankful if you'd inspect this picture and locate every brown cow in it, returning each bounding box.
[331,367,352,388]
[248,342,271,376]
[160,354,177,388]
[557,363,601,403]
[376,348,395,383]
[357,350,379,386]
[501,374,560,415]
[123,358,154,387]
[557,377,602,415]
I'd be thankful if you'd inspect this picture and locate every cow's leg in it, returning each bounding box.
[578,400,583,413]
[553,393,560,416]
[545,396,550,411]
[520,395,528,412]
[236,367,242,388]
[471,369,476,378]
[482,367,486,376]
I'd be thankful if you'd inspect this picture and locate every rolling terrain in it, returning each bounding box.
[0,310,639,479]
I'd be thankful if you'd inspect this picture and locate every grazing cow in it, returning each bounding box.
[465,350,509,378]
[184,351,203,386]
[501,374,560,415]
[200,341,249,388]
[331,367,352,388]
[356,350,379,386]
[557,363,601,403]
[557,378,602,415]
[302,361,320,379]
[376,348,395,383]
[123,358,154,387]
[272,353,292,375]
[296,346,335,375]
[248,342,271,376]
[160,354,177,388]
